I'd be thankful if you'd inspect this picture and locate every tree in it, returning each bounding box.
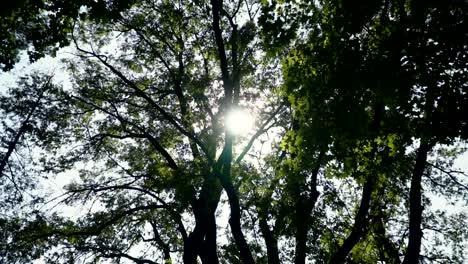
[0,0,136,71]
[4,0,279,262]
[0,74,68,209]
[0,74,71,264]
[263,0,468,262]
[1,0,467,263]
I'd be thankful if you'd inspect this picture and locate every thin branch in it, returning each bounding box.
[95,132,178,170]
[72,95,179,170]
[72,37,211,163]
[427,162,468,191]
[236,104,284,163]
[0,76,52,177]
[68,163,189,241]
[74,244,158,264]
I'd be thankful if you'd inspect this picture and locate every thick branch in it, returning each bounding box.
[294,149,324,264]
[328,104,383,263]
[329,178,373,264]
[184,174,222,264]
[211,0,230,89]
[149,221,172,263]
[257,199,280,264]
[219,168,255,264]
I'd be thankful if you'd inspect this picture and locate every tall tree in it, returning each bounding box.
[2,0,279,262]
[263,0,468,262]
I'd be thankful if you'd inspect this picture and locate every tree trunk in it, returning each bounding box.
[200,213,220,264]
[184,175,222,264]
[294,149,324,264]
[402,142,431,264]
[257,175,282,264]
[258,212,280,264]
[220,169,255,264]
[328,178,373,264]
[294,195,309,264]
[184,220,204,264]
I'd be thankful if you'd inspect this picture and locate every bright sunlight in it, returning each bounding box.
[225,108,255,135]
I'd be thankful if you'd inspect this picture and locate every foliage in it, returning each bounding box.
[0,0,136,71]
[1,0,467,263]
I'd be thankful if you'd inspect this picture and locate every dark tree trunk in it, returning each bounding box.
[258,211,280,264]
[294,195,310,264]
[184,176,222,264]
[184,210,220,264]
[184,220,204,264]
[257,175,282,264]
[217,119,254,263]
[293,150,322,264]
[328,178,373,264]
[200,213,220,264]
[209,0,254,261]
[220,168,255,264]
[402,142,431,264]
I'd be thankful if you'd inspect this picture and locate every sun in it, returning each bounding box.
[225,108,255,135]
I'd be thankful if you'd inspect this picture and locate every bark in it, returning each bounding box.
[219,146,255,264]
[183,224,203,263]
[184,209,217,264]
[402,142,431,264]
[294,150,324,264]
[209,0,254,261]
[210,0,230,88]
[258,211,280,264]
[150,222,172,263]
[184,176,222,264]
[294,195,310,264]
[200,213,220,264]
[257,174,283,264]
[328,103,384,263]
[328,178,373,264]
[224,182,255,264]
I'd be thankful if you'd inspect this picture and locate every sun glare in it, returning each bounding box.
[225,109,255,135]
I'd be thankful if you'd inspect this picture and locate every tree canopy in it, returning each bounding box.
[1,0,467,263]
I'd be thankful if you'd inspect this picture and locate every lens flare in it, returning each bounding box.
[225,109,254,135]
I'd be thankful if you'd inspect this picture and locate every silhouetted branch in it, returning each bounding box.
[427,162,468,191]
[72,37,211,163]
[236,104,285,164]
[0,75,52,177]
